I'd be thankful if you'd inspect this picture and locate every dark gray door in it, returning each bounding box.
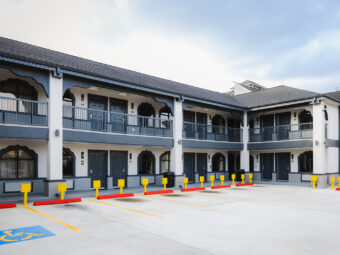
[197,153,207,180]
[261,115,274,141]
[183,111,195,138]
[276,112,290,140]
[88,150,107,188]
[88,95,107,131]
[196,113,207,139]
[110,98,127,133]
[184,153,195,182]
[110,151,128,186]
[261,153,273,180]
[276,153,290,181]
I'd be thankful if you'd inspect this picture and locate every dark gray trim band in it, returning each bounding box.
[0,125,48,140]
[64,129,174,147]
[248,140,313,150]
[325,139,339,147]
[182,139,243,150]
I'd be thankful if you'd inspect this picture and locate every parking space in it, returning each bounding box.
[1,184,340,254]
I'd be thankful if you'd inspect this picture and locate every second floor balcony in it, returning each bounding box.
[0,96,48,126]
[183,122,242,142]
[63,105,173,138]
[249,123,313,142]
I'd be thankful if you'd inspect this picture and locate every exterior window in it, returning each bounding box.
[212,153,225,172]
[159,106,172,128]
[160,151,170,173]
[138,151,155,175]
[299,111,313,130]
[0,146,36,180]
[298,151,313,173]
[138,103,155,127]
[63,148,75,177]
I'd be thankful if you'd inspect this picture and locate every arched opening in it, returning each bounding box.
[0,79,38,100]
[298,151,313,173]
[138,151,155,175]
[299,110,313,130]
[212,115,225,135]
[138,103,155,128]
[63,90,75,119]
[0,145,37,179]
[159,106,172,129]
[63,148,75,178]
[212,153,225,172]
[160,151,170,173]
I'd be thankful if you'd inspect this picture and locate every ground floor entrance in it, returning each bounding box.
[110,151,128,187]
[88,150,107,188]
[276,153,290,181]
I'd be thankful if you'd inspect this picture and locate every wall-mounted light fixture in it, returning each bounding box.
[81,152,84,159]
[131,103,134,110]
[256,154,259,162]
[208,155,211,161]
[55,129,60,137]
[129,153,132,160]
[294,112,297,120]
[81,94,85,101]
[291,154,294,162]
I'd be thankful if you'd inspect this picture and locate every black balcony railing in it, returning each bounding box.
[0,96,48,126]
[249,123,313,142]
[63,105,173,137]
[183,122,242,142]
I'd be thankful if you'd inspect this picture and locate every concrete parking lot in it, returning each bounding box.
[1,184,340,255]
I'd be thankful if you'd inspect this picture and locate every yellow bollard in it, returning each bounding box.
[21,183,31,206]
[331,177,335,190]
[199,176,204,188]
[231,174,236,186]
[249,173,253,184]
[162,178,168,191]
[142,178,148,193]
[118,179,125,194]
[93,180,101,198]
[241,174,245,184]
[58,183,67,200]
[210,175,215,188]
[220,175,225,186]
[311,175,317,189]
[183,177,188,190]
[338,176,340,189]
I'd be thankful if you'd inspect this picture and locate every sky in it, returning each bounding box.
[1,0,340,93]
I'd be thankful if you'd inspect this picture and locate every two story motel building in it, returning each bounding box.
[0,37,339,196]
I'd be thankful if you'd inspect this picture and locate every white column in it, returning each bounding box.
[313,102,326,175]
[47,74,63,180]
[240,112,250,171]
[170,99,183,176]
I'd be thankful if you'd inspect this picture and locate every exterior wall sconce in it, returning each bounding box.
[208,155,211,161]
[291,154,294,162]
[256,154,259,162]
[131,103,134,109]
[81,94,85,101]
[81,152,84,159]
[129,153,132,160]
[55,129,60,137]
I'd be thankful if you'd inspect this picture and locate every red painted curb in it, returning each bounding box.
[97,193,134,200]
[236,183,254,187]
[212,185,231,189]
[336,188,340,191]
[34,198,82,206]
[144,190,174,195]
[181,187,206,192]
[0,203,16,209]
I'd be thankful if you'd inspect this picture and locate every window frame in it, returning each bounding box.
[138,151,156,175]
[63,148,76,178]
[160,151,170,173]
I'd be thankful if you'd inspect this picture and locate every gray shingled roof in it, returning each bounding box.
[0,37,243,108]
[235,85,318,108]
[323,91,340,103]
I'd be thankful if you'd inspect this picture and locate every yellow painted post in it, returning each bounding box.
[58,183,67,200]
[93,180,101,198]
[183,177,188,189]
[249,173,253,184]
[199,176,204,188]
[241,174,245,184]
[220,175,225,186]
[21,183,31,205]
[118,179,125,194]
[210,175,215,188]
[338,176,340,189]
[311,175,317,189]
[162,178,168,191]
[231,174,236,186]
[330,177,335,190]
[142,178,148,193]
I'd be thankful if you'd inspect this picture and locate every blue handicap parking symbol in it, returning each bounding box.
[0,226,55,245]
